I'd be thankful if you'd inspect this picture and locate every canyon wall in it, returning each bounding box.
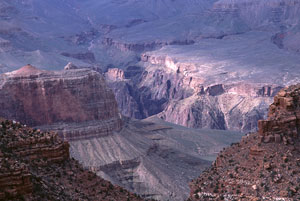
[0,64,243,201]
[106,49,286,132]
[0,65,122,140]
[189,84,300,200]
[0,119,143,201]
[258,84,300,144]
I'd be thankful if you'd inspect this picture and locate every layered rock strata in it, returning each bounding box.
[0,119,143,201]
[258,84,300,144]
[69,116,243,201]
[0,65,122,141]
[0,65,243,201]
[0,158,32,200]
[189,84,300,200]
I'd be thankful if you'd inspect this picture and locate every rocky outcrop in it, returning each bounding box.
[0,158,32,200]
[0,119,143,201]
[0,65,122,141]
[105,68,125,81]
[188,84,300,200]
[104,66,191,119]
[135,31,300,132]
[258,84,300,144]
[0,119,69,199]
[64,62,79,70]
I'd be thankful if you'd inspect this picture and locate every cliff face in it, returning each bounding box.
[0,119,69,200]
[0,119,143,201]
[258,84,300,144]
[108,58,283,132]
[0,65,243,201]
[113,30,300,133]
[0,65,122,140]
[188,84,300,200]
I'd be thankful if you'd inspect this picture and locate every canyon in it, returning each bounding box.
[1,0,300,132]
[0,118,143,201]
[1,0,300,200]
[0,64,122,141]
[189,84,300,200]
[0,65,242,201]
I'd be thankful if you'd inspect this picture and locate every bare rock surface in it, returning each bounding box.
[135,31,300,132]
[0,119,142,201]
[189,84,300,200]
[1,0,300,133]
[69,116,242,201]
[258,84,300,143]
[0,65,243,201]
[0,65,122,140]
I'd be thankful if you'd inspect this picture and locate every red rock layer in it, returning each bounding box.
[258,84,300,144]
[0,65,123,141]
[0,159,32,200]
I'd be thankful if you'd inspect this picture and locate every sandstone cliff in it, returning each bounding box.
[189,84,300,200]
[0,119,142,201]
[0,65,122,141]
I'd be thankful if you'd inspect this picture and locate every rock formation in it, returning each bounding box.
[2,0,300,133]
[69,116,242,201]
[110,58,281,132]
[258,84,300,144]
[64,62,78,70]
[0,65,122,141]
[105,68,125,81]
[0,119,143,201]
[0,65,243,201]
[188,84,300,200]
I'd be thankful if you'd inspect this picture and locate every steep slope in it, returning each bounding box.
[99,0,300,132]
[0,66,243,201]
[69,116,242,201]
[0,118,143,201]
[108,31,300,132]
[189,84,300,200]
[1,0,300,132]
[0,64,122,141]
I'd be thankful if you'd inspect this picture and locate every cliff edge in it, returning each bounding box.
[189,84,300,200]
[0,118,142,201]
[0,65,122,141]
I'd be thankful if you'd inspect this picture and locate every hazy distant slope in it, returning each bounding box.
[1,0,300,71]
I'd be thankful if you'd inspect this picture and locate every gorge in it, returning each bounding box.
[0,65,242,201]
[1,0,300,200]
[1,0,300,132]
